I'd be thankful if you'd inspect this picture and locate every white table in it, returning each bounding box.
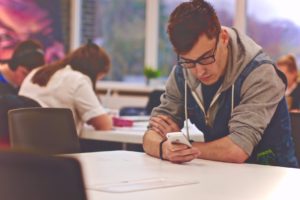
[70,151,300,200]
[80,120,147,150]
[80,117,204,149]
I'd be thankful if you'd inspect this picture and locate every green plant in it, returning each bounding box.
[143,66,161,79]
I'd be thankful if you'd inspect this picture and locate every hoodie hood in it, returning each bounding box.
[184,27,263,92]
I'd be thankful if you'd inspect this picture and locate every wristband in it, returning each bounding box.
[159,139,167,160]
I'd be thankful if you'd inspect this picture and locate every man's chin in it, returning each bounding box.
[199,77,217,85]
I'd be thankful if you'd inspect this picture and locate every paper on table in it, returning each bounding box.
[88,177,198,193]
[113,121,148,132]
[120,115,150,122]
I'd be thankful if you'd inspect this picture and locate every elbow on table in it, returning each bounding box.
[142,132,151,153]
[230,154,248,164]
[227,149,249,163]
[142,130,161,158]
[88,114,113,130]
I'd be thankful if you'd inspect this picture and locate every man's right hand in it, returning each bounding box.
[162,140,200,163]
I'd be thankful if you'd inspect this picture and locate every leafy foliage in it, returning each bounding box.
[144,66,161,79]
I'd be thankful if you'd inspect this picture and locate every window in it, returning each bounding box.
[247,0,300,63]
[158,0,234,76]
[81,0,146,82]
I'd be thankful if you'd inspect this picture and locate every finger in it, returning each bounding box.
[150,126,165,137]
[164,142,189,157]
[157,115,174,125]
[147,121,164,136]
[151,116,169,130]
[165,144,199,163]
[149,117,171,134]
[157,115,180,131]
[169,150,199,163]
[170,154,196,163]
[169,143,190,152]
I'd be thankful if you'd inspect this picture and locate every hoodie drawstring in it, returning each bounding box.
[231,84,235,113]
[184,80,190,140]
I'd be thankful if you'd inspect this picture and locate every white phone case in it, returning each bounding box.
[166,132,192,147]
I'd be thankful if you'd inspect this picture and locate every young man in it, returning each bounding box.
[143,0,298,167]
[0,40,45,95]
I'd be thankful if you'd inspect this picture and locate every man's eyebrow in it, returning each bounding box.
[180,47,214,62]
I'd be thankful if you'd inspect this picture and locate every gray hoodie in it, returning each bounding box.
[152,27,285,155]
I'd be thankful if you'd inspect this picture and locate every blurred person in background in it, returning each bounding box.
[0,39,44,147]
[0,39,45,95]
[277,54,300,111]
[19,42,113,133]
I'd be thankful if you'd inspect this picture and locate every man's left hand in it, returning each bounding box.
[148,115,180,137]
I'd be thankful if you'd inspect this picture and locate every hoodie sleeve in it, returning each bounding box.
[151,66,185,128]
[228,63,286,155]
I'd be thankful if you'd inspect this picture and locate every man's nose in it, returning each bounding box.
[194,63,206,76]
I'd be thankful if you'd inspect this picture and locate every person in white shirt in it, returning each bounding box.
[19,42,113,133]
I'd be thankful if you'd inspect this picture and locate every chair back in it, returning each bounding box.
[145,89,164,115]
[0,150,87,200]
[290,112,300,162]
[0,95,40,146]
[8,107,80,154]
[119,89,164,116]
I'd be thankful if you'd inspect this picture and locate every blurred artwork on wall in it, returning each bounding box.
[0,0,65,63]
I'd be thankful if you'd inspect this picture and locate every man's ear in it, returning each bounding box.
[220,28,229,45]
[15,66,29,75]
[14,66,29,86]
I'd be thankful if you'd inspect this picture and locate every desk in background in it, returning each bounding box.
[80,117,204,151]
[96,81,165,110]
[80,117,148,151]
[70,151,300,200]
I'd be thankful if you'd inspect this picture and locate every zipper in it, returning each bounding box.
[191,88,222,126]
[191,90,209,125]
[183,69,223,126]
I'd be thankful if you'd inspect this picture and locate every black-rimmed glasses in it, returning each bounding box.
[177,36,219,69]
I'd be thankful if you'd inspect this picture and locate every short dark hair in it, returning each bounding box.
[9,40,45,71]
[167,0,221,54]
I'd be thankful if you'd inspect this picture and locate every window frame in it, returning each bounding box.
[70,0,246,81]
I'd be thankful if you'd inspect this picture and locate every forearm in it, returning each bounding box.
[88,114,113,130]
[193,136,249,163]
[143,129,164,158]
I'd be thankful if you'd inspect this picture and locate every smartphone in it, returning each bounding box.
[166,132,192,147]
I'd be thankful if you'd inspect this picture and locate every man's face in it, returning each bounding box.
[14,66,29,86]
[179,30,228,85]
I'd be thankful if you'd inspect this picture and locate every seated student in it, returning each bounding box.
[0,40,45,95]
[143,0,298,168]
[19,42,113,133]
[277,54,300,111]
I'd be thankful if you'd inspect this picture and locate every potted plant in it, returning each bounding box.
[144,66,161,85]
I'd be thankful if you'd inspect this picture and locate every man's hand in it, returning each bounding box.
[148,115,180,137]
[162,140,200,164]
